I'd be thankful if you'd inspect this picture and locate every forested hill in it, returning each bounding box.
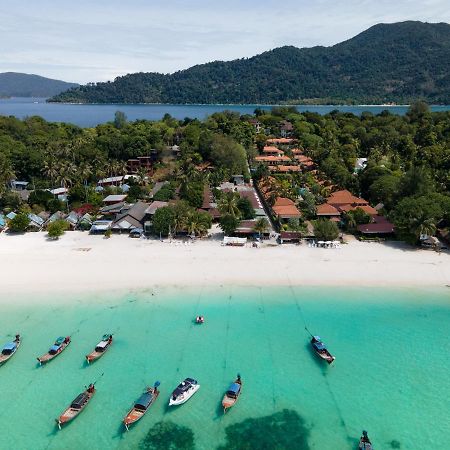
[49,21,450,105]
[0,73,78,97]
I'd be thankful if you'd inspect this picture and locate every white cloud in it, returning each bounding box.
[0,0,448,83]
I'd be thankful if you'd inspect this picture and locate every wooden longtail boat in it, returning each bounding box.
[359,430,373,450]
[123,382,160,430]
[222,374,242,413]
[56,384,95,429]
[37,336,71,365]
[0,334,21,366]
[310,336,335,364]
[85,334,113,364]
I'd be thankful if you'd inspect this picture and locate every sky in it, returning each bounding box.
[0,0,449,84]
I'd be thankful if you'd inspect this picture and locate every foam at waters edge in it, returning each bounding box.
[0,286,448,450]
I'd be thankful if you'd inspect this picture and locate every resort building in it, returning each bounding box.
[103,194,128,205]
[112,201,149,232]
[272,197,302,222]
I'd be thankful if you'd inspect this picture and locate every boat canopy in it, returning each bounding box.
[227,383,241,395]
[71,392,88,409]
[102,334,111,341]
[313,336,321,341]
[95,340,109,349]
[135,392,153,410]
[313,342,326,350]
[2,342,17,352]
[55,337,66,345]
[49,344,60,353]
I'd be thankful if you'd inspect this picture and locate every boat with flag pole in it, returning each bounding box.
[37,336,71,365]
[123,382,160,430]
[85,334,113,364]
[0,334,21,366]
[56,383,95,429]
[222,374,242,413]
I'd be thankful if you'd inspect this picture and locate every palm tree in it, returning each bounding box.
[253,217,269,238]
[0,155,15,194]
[136,167,149,186]
[186,211,210,237]
[42,158,58,187]
[218,191,241,218]
[411,216,436,240]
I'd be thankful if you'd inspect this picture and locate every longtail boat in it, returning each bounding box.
[37,336,71,365]
[0,334,21,366]
[359,430,373,450]
[123,382,160,430]
[222,374,242,413]
[56,384,95,429]
[85,334,113,364]
[169,378,200,406]
[310,335,335,364]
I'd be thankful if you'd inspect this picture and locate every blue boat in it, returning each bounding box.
[222,374,242,413]
[37,336,71,365]
[0,334,21,366]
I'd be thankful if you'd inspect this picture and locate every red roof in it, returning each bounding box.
[317,204,341,216]
[266,138,295,145]
[357,222,394,234]
[263,146,283,154]
[272,197,302,218]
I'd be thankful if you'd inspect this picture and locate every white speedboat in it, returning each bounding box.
[169,378,200,406]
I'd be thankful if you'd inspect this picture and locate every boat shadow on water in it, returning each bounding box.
[304,343,333,375]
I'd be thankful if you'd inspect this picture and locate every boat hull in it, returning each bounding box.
[123,387,159,430]
[86,336,113,363]
[0,338,21,366]
[222,378,242,412]
[38,338,70,365]
[57,388,95,429]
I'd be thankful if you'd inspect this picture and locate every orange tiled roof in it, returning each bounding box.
[273,198,302,218]
[317,204,341,216]
[266,138,295,145]
[262,146,283,153]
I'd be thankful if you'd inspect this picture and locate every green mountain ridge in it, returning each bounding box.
[49,21,450,105]
[0,73,78,97]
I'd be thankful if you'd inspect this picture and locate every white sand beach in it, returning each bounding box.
[1,232,449,298]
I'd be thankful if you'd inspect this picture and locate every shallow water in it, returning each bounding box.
[1,97,450,127]
[0,286,449,450]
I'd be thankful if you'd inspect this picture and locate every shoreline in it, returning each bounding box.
[1,232,449,298]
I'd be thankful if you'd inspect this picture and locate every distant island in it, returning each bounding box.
[49,21,450,105]
[0,73,78,97]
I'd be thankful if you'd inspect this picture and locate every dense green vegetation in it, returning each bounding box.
[0,101,449,245]
[0,72,78,97]
[50,21,450,105]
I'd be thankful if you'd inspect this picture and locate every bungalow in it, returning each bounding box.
[254,155,292,166]
[316,203,341,219]
[112,201,149,232]
[262,146,284,157]
[279,231,303,244]
[28,213,45,230]
[357,216,394,235]
[279,120,294,137]
[0,214,6,231]
[10,180,29,191]
[45,211,66,227]
[66,211,81,229]
[266,138,295,145]
[269,165,301,173]
[103,194,128,205]
[49,187,69,201]
[97,175,124,187]
[272,198,302,221]
[89,220,113,234]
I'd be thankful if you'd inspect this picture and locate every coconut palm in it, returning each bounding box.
[410,216,436,240]
[42,158,59,186]
[218,191,241,218]
[0,154,15,194]
[253,217,269,237]
[186,211,211,237]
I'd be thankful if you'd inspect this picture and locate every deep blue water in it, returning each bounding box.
[1,97,450,127]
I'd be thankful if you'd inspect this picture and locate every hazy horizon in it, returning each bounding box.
[1,1,449,84]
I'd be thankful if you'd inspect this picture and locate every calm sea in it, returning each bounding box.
[1,97,450,127]
[0,286,448,450]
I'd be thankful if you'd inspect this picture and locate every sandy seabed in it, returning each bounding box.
[0,231,449,298]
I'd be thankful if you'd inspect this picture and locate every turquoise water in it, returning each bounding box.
[1,97,450,127]
[0,286,449,450]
